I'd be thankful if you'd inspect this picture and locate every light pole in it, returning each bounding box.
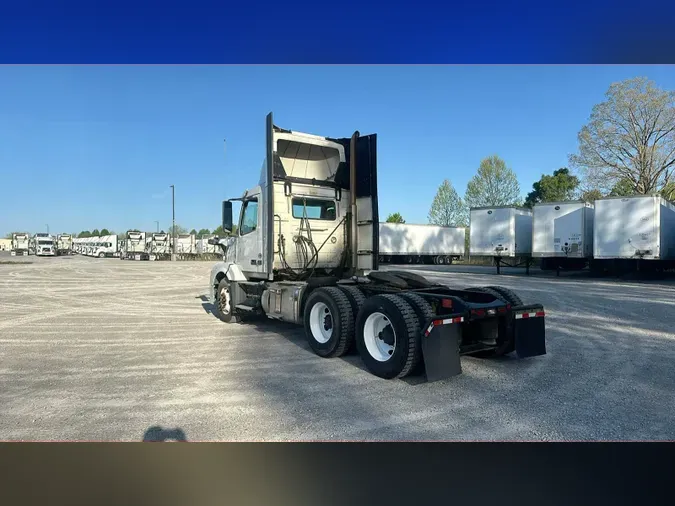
[170,185,175,260]
[46,224,49,234]
[155,221,159,233]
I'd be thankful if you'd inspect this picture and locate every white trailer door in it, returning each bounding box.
[553,204,584,255]
[626,197,659,256]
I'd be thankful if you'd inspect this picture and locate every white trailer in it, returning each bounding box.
[147,232,171,260]
[469,206,533,274]
[121,231,148,260]
[11,233,31,256]
[32,233,56,256]
[532,201,594,273]
[378,223,465,265]
[56,234,74,256]
[593,195,675,269]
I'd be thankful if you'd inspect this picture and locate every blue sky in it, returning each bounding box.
[2,65,675,236]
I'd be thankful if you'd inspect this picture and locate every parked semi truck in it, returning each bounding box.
[378,223,465,265]
[532,201,594,273]
[121,231,148,260]
[11,233,31,256]
[207,113,546,382]
[32,233,56,256]
[92,235,118,258]
[146,232,171,261]
[56,234,74,256]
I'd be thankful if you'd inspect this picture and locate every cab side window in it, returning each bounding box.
[240,198,259,235]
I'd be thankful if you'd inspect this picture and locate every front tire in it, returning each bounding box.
[303,287,354,358]
[215,278,240,323]
[355,294,421,379]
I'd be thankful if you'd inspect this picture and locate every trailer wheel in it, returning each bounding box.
[304,287,354,358]
[215,278,240,324]
[355,294,421,379]
[444,256,453,265]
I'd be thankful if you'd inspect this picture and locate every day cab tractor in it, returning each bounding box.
[208,113,546,382]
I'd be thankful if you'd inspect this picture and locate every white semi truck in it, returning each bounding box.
[378,223,465,265]
[11,233,31,256]
[56,234,74,256]
[147,232,171,261]
[92,235,118,258]
[532,201,594,274]
[32,233,56,256]
[121,231,148,260]
[207,113,546,382]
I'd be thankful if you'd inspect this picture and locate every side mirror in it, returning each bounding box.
[207,236,219,245]
[222,200,233,233]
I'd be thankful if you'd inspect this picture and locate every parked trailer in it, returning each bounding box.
[532,201,594,275]
[147,233,171,260]
[11,233,31,256]
[207,113,546,383]
[469,206,533,274]
[121,231,149,260]
[593,195,675,273]
[56,234,74,256]
[379,223,465,265]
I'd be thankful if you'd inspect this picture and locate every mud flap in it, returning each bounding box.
[513,305,546,358]
[421,318,463,382]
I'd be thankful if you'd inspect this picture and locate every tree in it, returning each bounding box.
[524,168,580,207]
[428,179,468,227]
[78,231,91,238]
[570,77,675,195]
[91,229,100,237]
[464,155,521,208]
[661,181,675,200]
[190,229,197,235]
[609,178,635,197]
[100,228,110,236]
[197,228,211,238]
[168,224,188,236]
[580,189,603,203]
[213,225,237,236]
[385,212,405,223]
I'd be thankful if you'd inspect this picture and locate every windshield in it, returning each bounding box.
[38,240,54,245]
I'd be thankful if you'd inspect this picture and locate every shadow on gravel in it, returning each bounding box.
[143,426,188,442]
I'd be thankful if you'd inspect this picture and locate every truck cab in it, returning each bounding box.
[208,113,546,382]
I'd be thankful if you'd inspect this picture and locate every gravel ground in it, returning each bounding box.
[1,253,674,441]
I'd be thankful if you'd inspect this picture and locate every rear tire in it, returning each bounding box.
[355,294,421,379]
[304,287,354,358]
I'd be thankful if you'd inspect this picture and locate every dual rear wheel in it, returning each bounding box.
[303,287,426,379]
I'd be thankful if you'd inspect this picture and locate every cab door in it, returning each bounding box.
[237,189,266,278]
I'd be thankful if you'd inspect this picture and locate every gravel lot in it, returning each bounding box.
[1,253,674,441]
